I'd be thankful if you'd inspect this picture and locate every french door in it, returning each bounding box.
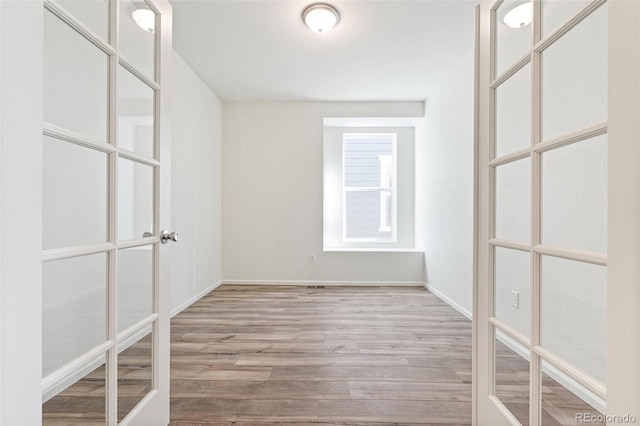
[475,0,640,425]
[0,0,172,424]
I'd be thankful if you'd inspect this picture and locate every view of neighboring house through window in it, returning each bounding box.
[343,133,397,242]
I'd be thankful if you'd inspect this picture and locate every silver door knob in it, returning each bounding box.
[160,229,179,244]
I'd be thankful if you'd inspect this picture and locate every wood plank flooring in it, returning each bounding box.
[169,285,473,425]
[43,284,606,425]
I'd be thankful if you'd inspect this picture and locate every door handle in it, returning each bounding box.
[160,230,179,244]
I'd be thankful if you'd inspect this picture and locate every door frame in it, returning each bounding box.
[474,0,640,424]
[0,1,44,424]
[0,0,173,424]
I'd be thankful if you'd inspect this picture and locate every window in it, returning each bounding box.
[323,124,415,250]
[343,133,397,242]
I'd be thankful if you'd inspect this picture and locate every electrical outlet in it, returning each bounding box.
[309,253,317,263]
[511,291,519,309]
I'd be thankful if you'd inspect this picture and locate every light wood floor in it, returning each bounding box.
[169,285,473,425]
[43,285,605,425]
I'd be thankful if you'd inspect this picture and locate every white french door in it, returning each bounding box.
[475,0,640,425]
[0,0,172,425]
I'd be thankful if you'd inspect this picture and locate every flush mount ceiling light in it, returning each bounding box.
[503,2,532,28]
[132,8,155,33]
[302,3,340,34]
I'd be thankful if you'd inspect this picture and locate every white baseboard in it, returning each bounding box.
[221,279,424,287]
[170,280,223,318]
[495,331,606,414]
[423,282,473,320]
[43,326,154,403]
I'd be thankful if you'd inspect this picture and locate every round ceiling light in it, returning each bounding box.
[132,8,155,33]
[503,2,532,28]
[302,3,340,34]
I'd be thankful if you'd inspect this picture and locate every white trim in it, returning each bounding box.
[323,116,424,128]
[533,244,607,266]
[221,279,424,287]
[489,148,530,168]
[42,325,153,404]
[494,331,606,414]
[42,355,106,404]
[43,122,115,154]
[534,121,607,153]
[170,280,222,318]
[532,0,606,53]
[607,0,640,419]
[322,247,420,252]
[118,56,160,92]
[42,242,115,262]
[491,53,531,89]
[0,2,44,422]
[0,1,3,417]
[118,148,161,168]
[472,5,481,425]
[44,0,115,57]
[42,340,113,402]
[533,345,606,401]
[116,313,158,343]
[423,283,473,320]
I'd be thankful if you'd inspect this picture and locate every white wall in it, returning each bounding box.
[222,102,424,284]
[170,52,223,315]
[415,48,475,317]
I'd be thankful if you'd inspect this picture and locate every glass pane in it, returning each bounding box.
[495,158,531,243]
[42,354,106,425]
[541,256,606,384]
[542,136,607,254]
[496,63,531,158]
[44,8,108,142]
[495,247,530,339]
[43,136,108,250]
[343,134,394,188]
[118,327,153,422]
[119,0,156,79]
[542,0,591,38]
[43,253,107,377]
[118,66,155,158]
[496,0,532,76]
[495,329,530,425]
[118,158,154,241]
[118,246,153,332]
[541,4,607,142]
[541,360,605,425]
[57,0,109,41]
[344,190,392,241]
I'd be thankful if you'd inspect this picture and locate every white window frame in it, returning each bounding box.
[341,133,397,243]
[378,153,393,233]
[323,123,415,251]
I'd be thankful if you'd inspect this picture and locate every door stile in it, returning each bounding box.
[0,2,44,424]
[529,0,542,423]
[607,0,640,420]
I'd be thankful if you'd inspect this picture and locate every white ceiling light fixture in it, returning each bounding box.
[132,8,155,33]
[503,2,532,28]
[302,3,340,34]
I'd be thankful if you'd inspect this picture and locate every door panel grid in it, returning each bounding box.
[486,0,609,424]
[41,0,165,424]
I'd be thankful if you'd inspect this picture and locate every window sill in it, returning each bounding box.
[322,247,422,253]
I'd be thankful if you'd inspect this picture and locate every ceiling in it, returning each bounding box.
[171,0,477,102]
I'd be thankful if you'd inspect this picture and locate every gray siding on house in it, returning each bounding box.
[343,136,393,239]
